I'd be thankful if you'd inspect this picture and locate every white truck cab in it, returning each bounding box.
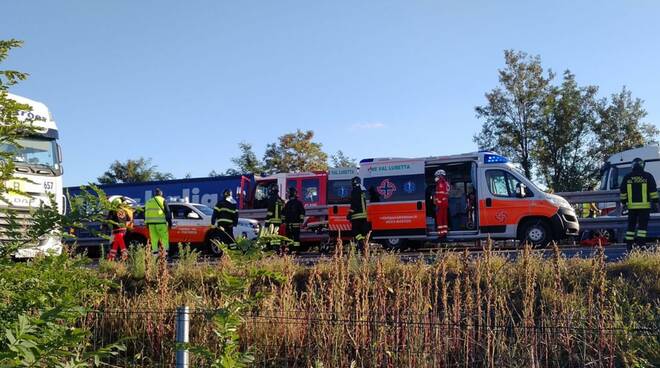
[1,94,64,257]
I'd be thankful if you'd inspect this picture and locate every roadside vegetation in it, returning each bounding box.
[2,241,658,367]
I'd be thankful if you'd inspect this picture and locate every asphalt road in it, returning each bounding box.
[291,244,631,266]
[83,243,638,266]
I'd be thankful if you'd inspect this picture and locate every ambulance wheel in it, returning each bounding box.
[382,237,406,251]
[206,233,224,257]
[519,220,551,247]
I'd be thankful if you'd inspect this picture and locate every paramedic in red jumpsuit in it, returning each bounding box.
[434,169,449,237]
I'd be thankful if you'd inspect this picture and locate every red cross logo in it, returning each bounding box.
[377,179,397,199]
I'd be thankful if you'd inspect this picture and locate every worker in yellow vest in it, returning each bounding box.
[145,188,172,257]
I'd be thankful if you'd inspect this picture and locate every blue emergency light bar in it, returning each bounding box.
[484,154,508,164]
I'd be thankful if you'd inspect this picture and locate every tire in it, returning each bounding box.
[519,220,551,247]
[382,237,406,251]
[205,232,224,257]
[125,233,147,248]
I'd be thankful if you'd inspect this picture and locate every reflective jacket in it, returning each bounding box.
[283,198,305,225]
[145,196,171,224]
[213,198,238,227]
[620,169,659,210]
[265,196,284,225]
[348,187,367,220]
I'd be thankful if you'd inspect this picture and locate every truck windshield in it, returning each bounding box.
[0,137,59,171]
[601,166,632,189]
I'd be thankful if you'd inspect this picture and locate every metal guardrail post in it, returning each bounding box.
[176,306,190,368]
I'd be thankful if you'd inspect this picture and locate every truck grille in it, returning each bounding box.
[0,209,34,244]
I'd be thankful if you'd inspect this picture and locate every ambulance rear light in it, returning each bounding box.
[484,154,508,164]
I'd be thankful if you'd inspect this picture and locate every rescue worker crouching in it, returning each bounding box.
[347,176,370,249]
[265,186,285,253]
[212,188,239,247]
[620,157,658,250]
[283,187,305,251]
[145,188,172,257]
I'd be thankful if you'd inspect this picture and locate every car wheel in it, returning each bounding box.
[206,233,224,257]
[382,237,406,251]
[125,234,147,248]
[520,220,551,247]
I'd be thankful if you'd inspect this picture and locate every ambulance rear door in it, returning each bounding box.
[360,158,427,242]
[327,167,358,234]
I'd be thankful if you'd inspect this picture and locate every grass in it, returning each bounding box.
[85,243,660,367]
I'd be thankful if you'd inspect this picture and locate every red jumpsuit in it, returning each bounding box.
[107,208,132,261]
[434,177,449,237]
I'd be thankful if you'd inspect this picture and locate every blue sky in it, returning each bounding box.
[3,0,659,186]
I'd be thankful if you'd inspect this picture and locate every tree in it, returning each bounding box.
[475,50,554,178]
[591,86,658,163]
[230,142,264,175]
[97,157,174,184]
[0,40,37,198]
[262,130,328,174]
[535,71,599,192]
[329,150,357,168]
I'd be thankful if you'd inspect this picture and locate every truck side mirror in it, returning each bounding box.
[187,212,200,219]
[516,183,527,198]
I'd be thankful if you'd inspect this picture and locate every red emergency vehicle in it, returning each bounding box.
[327,167,359,238]
[245,171,329,244]
[358,152,579,248]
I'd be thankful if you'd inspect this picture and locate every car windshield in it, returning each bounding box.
[192,204,214,216]
[0,137,59,170]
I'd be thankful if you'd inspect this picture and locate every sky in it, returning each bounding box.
[3,0,660,186]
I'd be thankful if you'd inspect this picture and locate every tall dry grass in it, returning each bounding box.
[91,243,660,367]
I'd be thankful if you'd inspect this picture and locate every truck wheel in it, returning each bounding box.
[520,220,551,247]
[206,233,224,257]
[382,237,406,251]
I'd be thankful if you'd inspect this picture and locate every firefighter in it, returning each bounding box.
[145,188,172,257]
[620,157,659,250]
[212,188,238,246]
[283,187,305,250]
[265,186,284,251]
[347,176,369,249]
[106,197,133,261]
[434,169,449,238]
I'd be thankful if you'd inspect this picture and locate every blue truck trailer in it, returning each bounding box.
[66,174,254,209]
[65,174,255,249]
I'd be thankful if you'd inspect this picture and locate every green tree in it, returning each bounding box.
[591,86,658,163]
[0,40,37,198]
[535,71,599,192]
[226,142,264,175]
[475,50,554,178]
[329,150,357,168]
[262,130,328,174]
[97,157,174,184]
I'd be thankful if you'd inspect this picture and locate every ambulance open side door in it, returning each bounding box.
[360,158,427,246]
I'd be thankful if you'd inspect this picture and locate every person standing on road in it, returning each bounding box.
[347,176,369,249]
[620,157,659,250]
[212,188,239,246]
[434,169,449,238]
[265,186,285,251]
[106,197,134,261]
[283,187,305,251]
[145,188,172,257]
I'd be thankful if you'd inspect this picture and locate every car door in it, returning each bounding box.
[479,169,533,237]
[169,205,205,244]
